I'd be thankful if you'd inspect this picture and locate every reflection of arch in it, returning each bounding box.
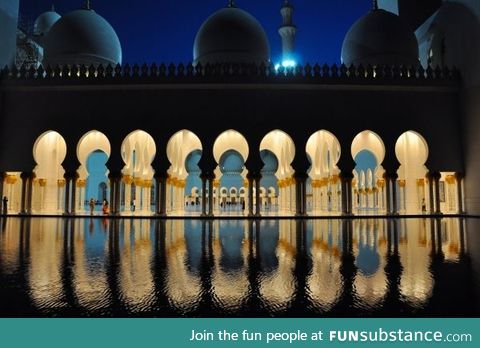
[308,220,343,310]
[395,131,429,214]
[353,220,388,307]
[211,221,249,310]
[399,219,434,307]
[259,220,296,311]
[33,131,67,213]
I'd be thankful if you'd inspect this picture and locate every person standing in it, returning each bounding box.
[2,196,8,215]
[102,199,109,215]
[89,198,95,215]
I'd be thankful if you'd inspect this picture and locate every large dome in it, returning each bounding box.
[43,9,122,67]
[341,9,419,66]
[34,10,61,37]
[193,6,270,65]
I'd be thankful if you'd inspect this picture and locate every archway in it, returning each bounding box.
[185,150,202,213]
[121,130,156,215]
[395,131,429,214]
[213,130,249,215]
[77,130,111,214]
[260,150,279,212]
[217,150,244,212]
[306,130,341,215]
[167,130,202,215]
[32,131,67,214]
[260,130,295,215]
[351,131,386,214]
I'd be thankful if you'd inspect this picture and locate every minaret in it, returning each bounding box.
[278,1,297,63]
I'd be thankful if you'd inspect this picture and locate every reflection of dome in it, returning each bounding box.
[342,9,419,66]
[34,10,61,36]
[193,5,270,64]
[43,9,122,67]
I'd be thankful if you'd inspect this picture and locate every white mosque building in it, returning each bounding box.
[0,0,479,218]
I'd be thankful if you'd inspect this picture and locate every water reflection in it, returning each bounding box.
[0,217,476,317]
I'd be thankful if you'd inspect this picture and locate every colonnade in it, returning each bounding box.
[0,168,466,217]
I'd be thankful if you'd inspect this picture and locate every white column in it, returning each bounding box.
[124,183,131,214]
[135,184,142,213]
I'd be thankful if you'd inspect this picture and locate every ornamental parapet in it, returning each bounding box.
[0,62,460,86]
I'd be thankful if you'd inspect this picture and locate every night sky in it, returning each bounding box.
[19,0,371,65]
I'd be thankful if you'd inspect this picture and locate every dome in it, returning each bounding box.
[43,8,122,67]
[193,6,270,64]
[341,9,419,66]
[34,10,61,36]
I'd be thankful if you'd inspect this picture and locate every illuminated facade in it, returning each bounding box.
[0,0,479,217]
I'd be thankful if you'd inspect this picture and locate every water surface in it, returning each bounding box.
[0,217,478,317]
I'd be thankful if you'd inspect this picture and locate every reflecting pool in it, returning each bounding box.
[0,218,479,317]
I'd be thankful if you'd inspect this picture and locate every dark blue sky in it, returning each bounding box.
[20,0,371,64]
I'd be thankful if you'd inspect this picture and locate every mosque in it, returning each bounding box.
[0,0,479,218]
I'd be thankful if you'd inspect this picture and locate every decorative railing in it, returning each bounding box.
[0,62,460,83]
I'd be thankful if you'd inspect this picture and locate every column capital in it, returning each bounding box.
[247,171,262,180]
[200,172,215,180]
[340,171,354,181]
[21,172,34,180]
[383,171,398,180]
[64,171,79,180]
[428,171,441,180]
[108,171,122,180]
[293,171,309,181]
[154,172,168,181]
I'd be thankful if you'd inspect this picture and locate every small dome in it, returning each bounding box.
[341,9,419,66]
[194,6,270,64]
[34,10,61,36]
[43,8,122,67]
